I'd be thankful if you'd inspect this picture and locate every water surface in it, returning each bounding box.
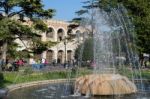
[7,82,150,99]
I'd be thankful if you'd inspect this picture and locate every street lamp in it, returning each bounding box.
[64,36,67,68]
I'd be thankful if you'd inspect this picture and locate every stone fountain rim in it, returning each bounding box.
[7,79,75,92]
[6,75,150,93]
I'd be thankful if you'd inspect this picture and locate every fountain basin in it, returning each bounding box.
[75,74,137,95]
[7,79,150,99]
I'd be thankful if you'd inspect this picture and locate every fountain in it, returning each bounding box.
[74,4,143,96]
[75,74,137,95]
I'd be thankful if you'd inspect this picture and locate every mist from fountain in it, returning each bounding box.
[75,4,144,96]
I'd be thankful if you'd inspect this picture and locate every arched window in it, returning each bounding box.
[57,29,64,41]
[67,50,72,62]
[57,50,64,63]
[46,27,54,38]
[46,50,54,63]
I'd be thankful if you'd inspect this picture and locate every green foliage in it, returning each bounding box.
[97,0,150,54]
[46,41,58,47]
[75,10,88,16]
[75,37,93,61]
[1,67,92,86]
[33,19,48,32]
[0,72,4,82]
[7,0,56,18]
[0,18,40,59]
[31,37,57,54]
[44,71,68,79]
[141,70,150,79]
[0,72,5,88]
[0,18,37,41]
[69,17,87,26]
[0,0,55,61]
[32,40,47,54]
[78,0,150,55]
[23,67,33,75]
[16,50,30,59]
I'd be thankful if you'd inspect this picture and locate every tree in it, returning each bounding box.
[0,0,55,64]
[97,0,150,54]
[97,0,150,64]
[75,37,93,62]
[76,0,150,63]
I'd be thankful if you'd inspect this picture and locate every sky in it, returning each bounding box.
[43,0,84,21]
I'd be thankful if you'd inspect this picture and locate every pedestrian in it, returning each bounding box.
[52,59,56,66]
[44,59,48,66]
[31,59,37,70]
[41,58,46,68]
[0,59,4,71]
[18,58,24,66]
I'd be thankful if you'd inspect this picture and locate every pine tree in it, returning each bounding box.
[0,0,55,65]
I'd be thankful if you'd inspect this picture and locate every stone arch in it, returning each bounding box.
[46,27,55,39]
[67,29,75,39]
[57,50,64,63]
[67,50,72,62]
[46,50,54,63]
[67,29,73,35]
[57,28,65,41]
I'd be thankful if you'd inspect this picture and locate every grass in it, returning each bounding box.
[141,69,150,79]
[0,67,92,88]
[118,67,150,80]
[1,66,150,88]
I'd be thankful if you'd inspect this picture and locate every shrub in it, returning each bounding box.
[0,72,4,82]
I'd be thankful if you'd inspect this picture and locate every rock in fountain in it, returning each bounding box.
[75,74,137,95]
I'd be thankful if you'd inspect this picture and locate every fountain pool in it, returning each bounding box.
[7,81,150,99]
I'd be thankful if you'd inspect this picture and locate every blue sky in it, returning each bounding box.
[43,0,84,21]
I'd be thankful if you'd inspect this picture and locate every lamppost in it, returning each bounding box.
[64,36,67,68]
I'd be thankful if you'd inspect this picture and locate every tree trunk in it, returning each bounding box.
[2,42,7,64]
[0,42,7,72]
[139,52,144,67]
[0,64,1,72]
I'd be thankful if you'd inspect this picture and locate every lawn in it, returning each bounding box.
[0,66,92,88]
[0,66,150,88]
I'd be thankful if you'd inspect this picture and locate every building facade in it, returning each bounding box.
[15,19,88,64]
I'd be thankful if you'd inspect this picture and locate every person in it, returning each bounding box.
[17,59,24,66]
[6,63,12,71]
[6,58,9,65]
[57,58,61,64]
[52,59,56,66]
[31,59,37,70]
[91,61,96,68]
[41,58,46,68]
[44,59,48,66]
[64,61,69,69]
[0,59,4,71]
